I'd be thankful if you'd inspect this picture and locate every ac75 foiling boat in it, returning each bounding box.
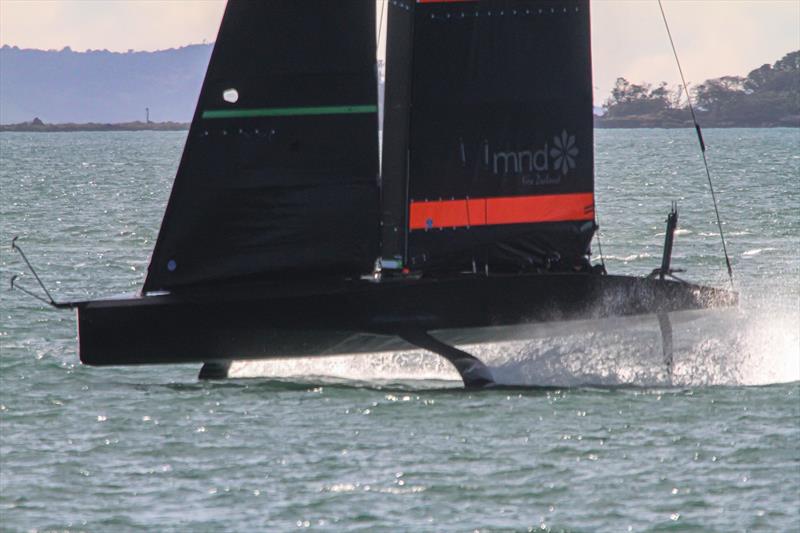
[12,0,737,388]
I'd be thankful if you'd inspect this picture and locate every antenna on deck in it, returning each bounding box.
[657,0,734,289]
[649,202,686,282]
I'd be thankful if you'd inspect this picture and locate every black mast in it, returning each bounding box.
[380,0,416,270]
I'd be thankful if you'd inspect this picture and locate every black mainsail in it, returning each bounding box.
[382,0,594,273]
[14,0,736,388]
[144,0,379,292]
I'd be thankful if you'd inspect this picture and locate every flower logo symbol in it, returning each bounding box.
[550,130,578,175]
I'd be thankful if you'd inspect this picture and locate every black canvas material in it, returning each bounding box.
[382,0,595,271]
[144,0,379,291]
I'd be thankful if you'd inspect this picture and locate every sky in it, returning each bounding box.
[1,0,798,104]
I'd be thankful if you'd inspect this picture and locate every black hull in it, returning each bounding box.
[76,273,736,367]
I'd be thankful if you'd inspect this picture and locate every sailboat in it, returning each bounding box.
[13,0,736,388]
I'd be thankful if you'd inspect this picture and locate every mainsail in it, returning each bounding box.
[382,0,595,272]
[144,0,379,292]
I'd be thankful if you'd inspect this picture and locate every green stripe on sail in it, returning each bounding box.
[201,104,377,120]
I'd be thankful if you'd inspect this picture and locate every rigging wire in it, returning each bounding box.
[594,211,607,272]
[376,1,387,172]
[657,0,734,289]
[11,236,55,305]
[377,0,386,48]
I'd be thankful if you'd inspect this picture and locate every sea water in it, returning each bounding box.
[1,129,798,531]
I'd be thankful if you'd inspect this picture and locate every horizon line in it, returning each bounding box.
[0,42,214,54]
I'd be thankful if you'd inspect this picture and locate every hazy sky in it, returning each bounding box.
[1,0,798,104]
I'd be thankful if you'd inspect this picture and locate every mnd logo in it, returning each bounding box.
[550,130,578,175]
[479,130,580,185]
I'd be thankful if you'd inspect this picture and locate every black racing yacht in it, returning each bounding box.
[12,0,736,387]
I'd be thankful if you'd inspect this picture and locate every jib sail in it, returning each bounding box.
[382,0,596,272]
[144,0,379,292]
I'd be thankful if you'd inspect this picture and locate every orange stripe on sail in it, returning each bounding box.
[409,193,594,230]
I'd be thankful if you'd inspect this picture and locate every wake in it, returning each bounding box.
[230,297,799,388]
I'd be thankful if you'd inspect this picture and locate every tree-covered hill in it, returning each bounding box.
[597,51,799,128]
[2,44,796,128]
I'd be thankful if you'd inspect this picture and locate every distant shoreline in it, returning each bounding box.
[594,117,800,128]
[0,120,189,132]
[1,119,797,133]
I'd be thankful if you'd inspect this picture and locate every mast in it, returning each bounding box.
[380,0,416,270]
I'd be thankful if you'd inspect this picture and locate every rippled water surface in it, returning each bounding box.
[1,129,798,531]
